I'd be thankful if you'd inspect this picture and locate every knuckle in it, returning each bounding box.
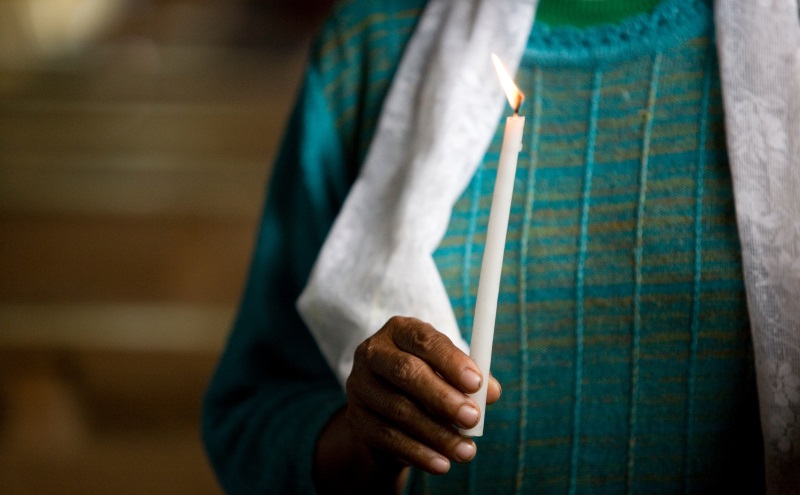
[353,339,369,363]
[432,385,455,410]
[437,350,459,373]
[410,326,437,353]
[389,396,416,425]
[387,315,417,337]
[371,422,399,450]
[354,336,379,367]
[393,357,421,386]
[379,427,416,464]
[385,315,407,329]
[428,423,461,454]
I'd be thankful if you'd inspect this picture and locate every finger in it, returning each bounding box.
[347,406,452,475]
[365,344,480,429]
[352,373,477,463]
[486,375,502,405]
[386,316,482,393]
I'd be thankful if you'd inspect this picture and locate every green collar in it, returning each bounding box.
[535,0,664,27]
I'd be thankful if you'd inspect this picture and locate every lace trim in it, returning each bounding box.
[527,0,712,66]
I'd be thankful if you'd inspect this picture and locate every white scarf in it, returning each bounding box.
[297,0,800,491]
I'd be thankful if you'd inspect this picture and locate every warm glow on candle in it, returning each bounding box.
[460,55,527,437]
[491,53,525,113]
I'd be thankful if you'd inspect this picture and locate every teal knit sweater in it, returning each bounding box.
[202,1,764,493]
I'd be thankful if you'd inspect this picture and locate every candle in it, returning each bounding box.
[460,54,525,437]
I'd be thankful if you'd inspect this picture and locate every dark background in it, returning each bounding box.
[0,0,332,493]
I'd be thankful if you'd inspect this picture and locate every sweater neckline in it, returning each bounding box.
[526,0,713,67]
[535,0,664,28]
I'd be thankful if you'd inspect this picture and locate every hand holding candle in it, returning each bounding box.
[337,316,502,479]
[459,55,525,437]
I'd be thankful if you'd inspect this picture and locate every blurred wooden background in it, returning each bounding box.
[0,0,331,493]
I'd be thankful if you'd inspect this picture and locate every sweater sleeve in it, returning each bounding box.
[201,63,349,495]
[201,2,427,493]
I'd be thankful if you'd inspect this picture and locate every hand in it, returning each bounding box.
[345,316,501,475]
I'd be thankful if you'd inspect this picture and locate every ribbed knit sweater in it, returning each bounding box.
[202,1,765,493]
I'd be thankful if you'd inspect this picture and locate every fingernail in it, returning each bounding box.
[492,377,502,396]
[455,441,476,462]
[430,456,450,474]
[461,370,481,391]
[457,404,479,428]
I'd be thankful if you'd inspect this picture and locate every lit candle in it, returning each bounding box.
[460,54,525,437]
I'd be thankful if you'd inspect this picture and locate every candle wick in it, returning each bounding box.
[513,94,524,115]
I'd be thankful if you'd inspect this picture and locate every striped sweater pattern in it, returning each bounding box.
[246,0,766,492]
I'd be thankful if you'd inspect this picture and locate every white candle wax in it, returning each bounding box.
[460,112,525,437]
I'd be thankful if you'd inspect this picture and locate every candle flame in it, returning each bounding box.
[491,53,524,114]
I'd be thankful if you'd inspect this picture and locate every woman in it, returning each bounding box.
[203,0,800,493]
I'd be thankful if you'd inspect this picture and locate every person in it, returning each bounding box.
[203,0,800,493]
